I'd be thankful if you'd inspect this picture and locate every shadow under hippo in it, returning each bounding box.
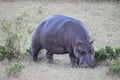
[31,14,96,68]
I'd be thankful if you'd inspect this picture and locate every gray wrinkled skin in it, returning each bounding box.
[31,14,96,68]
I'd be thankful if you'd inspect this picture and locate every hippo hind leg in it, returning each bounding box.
[45,51,54,64]
[31,45,41,61]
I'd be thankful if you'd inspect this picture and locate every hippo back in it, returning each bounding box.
[37,15,91,53]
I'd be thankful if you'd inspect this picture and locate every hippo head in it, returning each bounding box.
[74,40,96,68]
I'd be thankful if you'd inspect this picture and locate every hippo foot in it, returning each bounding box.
[47,58,54,64]
[33,55,38,62]
[71,63,79,68]
[45,52,54,64]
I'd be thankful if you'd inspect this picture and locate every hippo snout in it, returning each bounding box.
[88,61,96,68]
[79,61,96,68]
[79,55,96,68]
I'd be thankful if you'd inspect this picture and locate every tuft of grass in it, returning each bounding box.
[6,63,25,77]
[108,59,120,76]
[37,6,43,15]
[0,45,5,61]
[115,46,120,57]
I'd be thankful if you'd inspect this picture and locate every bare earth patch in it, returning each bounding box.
[0,1,120,80]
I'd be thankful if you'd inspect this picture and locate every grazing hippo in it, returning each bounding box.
[31,14,96,68]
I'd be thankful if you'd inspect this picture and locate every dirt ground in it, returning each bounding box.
[0,1,120,80]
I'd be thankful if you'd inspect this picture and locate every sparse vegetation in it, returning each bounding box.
[6,63,24,77]
[108,59,120,76]
[26,47,31,54]
[0,13,33,61]
[115,46,120,57]
[95,48,108,62]
[0,46,5,61]
[95,46,116,62]
[94,46,120,75]
[106,46,116,59]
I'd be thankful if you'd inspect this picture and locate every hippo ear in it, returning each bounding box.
[89,40,93,44]
[76,41,82,46]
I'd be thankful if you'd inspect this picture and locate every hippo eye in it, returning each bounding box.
[89,49,92,53]
[89,49,94,54]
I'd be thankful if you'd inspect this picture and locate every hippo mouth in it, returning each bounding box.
[79,55,96,68]
[79,61,96,68]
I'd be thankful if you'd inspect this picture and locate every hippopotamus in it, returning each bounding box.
[31,14,96,68]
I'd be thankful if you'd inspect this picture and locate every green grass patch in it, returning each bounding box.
[6,63,25,77]
[95,46,120,62]
[108,59,120,76]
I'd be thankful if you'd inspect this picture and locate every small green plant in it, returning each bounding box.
[0,52,4,61]
[108,59,120,75]
[6,63,25,77]
[16,47,31,60]
[0,46,5,61]
[115,46,120,57]
[105,46,115,59]
[95,46,117,62]
[26,47,31,54]
[95,48,108,62]
[37,6,43,15]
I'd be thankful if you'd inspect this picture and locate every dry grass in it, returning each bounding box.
[0,55,120,80]
[0,1,120,80]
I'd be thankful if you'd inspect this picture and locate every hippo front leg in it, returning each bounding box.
[69,53,79,68]
[45,51,54,64]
